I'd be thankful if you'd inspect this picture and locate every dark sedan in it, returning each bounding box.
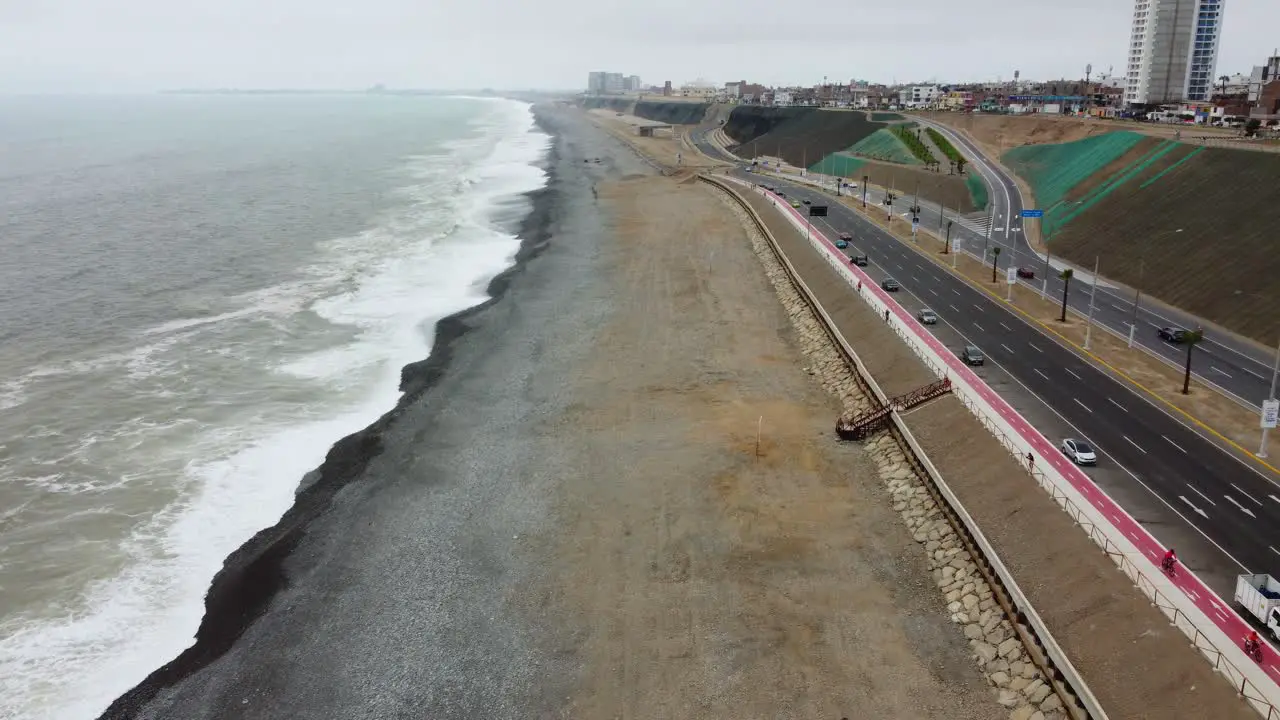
[881,278,901,292]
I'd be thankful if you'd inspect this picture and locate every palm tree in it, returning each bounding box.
[1182,327,1205,394]
[991,247,1002,283]
[1058,268,1073,322]
[957,157,967,175]
[1218,75,1231,96]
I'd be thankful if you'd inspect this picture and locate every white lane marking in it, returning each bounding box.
[972,304,984,313]
[1211,366,1232,378]
[1000,322,1011,331]
[973,322,985,331]
[1187,589,1200,600]
[1231,484,1263,506]
[1188,485,1217,506]
[1244,366,1267,380]
[1272,546,1280,557]
[1065,368,1082,380]
[1124,436,1147,454]
[1108,398,1127,413]
[1164,435,1187,453]
[929,289,938,296]
[1225,495,1258,518]
[952,289,961,296]
[1271,494,1280,506]
[1034,369,1049,380]
[1111,303,1127,312]
[1179,495,1209,518]
[1073,398,1092,413]
[1002,344,1015,354]
[950,304,959,312]
[1028,342,1043,353]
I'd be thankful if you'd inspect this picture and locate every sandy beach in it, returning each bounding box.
[99,105,1001,719]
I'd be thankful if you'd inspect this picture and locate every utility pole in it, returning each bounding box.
[1129,229,1179,347]
[1260,335,1280,458]
[1040,225,1052,295]
[862,175,869,208]
[1084,256,1100,349]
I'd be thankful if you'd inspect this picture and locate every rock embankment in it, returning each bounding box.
[715,183,1068,720]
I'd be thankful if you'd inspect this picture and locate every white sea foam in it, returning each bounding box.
[0,97,551,720]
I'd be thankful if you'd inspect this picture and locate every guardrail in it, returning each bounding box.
[699,174,1105,720]
[732,173,1280,719]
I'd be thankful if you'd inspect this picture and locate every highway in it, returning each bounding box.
[736,169,1280,587]
[912,117,1280,412]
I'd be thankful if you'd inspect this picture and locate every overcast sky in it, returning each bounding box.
[1,0,1275,92]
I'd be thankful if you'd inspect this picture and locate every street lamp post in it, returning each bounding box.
[862,175,869,208]
[1130,228,1181,347]
[1084,256,1101,350]
[1260,336,1280,458]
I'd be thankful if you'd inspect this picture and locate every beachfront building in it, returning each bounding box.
[1123,0,1224,106]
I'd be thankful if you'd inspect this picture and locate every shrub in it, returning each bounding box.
[890,125,937,164]
[926,128,964,163]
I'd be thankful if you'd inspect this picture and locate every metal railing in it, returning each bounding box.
[700,174,1104,720]
[729,172,1280,720]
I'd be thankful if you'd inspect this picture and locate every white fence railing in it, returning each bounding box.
[737,177,1280,719]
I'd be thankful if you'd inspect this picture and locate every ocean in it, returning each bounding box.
[0,93,551,719]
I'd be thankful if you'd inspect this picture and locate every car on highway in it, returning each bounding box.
[802,199,811,205]
[835,238,848,249]
[1061,438,1097,466]
[790,200,802,209]
[850,253,869,267]
[881,278,900,292]
[917,309,938,325]
[839,231,853,242]
[1016,267,1035,279]
[961,345,984,366]
[776,191,786,198]
[1158,327,1190,343]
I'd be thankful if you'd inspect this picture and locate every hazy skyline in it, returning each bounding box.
[1,0,1275,93]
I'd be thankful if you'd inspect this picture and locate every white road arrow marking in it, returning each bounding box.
[1179,495,1209,518]
[1225,495,1257,518]
[1269,494,1280,506]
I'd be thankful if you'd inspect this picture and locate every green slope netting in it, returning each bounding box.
[848,129,921,164]
[1003,131,1145,215]
[965,172,988,211]
[808,154,867,177]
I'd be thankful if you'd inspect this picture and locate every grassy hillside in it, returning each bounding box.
[848,128,922,164]
[1006,135,1280,344]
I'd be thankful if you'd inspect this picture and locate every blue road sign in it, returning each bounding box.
[1021,209,1044,218]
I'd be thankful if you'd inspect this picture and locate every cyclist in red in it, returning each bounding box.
[1246,631,1262,658]
[1162,548,1177,574]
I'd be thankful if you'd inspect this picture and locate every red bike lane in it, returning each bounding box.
[757,187,1280,687]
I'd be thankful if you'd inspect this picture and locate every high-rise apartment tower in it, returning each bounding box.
[1124,0,1224,105]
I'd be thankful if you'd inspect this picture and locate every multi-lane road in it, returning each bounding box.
[735,169,1280,590]
[712,117,1280,409]
[906,118,1280,411]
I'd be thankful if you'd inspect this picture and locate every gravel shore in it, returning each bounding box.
[99,105,1002,719]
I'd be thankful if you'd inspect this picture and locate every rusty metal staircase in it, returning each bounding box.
[836,377,952,440]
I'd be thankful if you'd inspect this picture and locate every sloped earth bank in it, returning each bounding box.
[725,106,886,170]
[735,185,1258,720]
[98,106,1001,720]
[1043,144,1280,346]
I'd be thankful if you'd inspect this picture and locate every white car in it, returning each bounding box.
[1061,438,1097,466]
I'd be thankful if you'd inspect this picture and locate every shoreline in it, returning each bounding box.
[96,112,562,719]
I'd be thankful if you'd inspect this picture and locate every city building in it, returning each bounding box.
[587,71,606,94]
[1123,0,1224,106]
[1248,55,1280,102]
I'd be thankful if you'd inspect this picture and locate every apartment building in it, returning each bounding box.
[1124,0,1224,106]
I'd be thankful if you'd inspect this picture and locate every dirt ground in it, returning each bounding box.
[539,172,1002,719]
[828,190,1274,455]
[587,109,722,170]
[735,184,1258,720]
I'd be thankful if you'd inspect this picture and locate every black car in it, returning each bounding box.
[802,199,811,205]
[881,278,900,292]
[776,191,786,198]
[1158,327,1189,343]
[961,345,984,366]
[851,254,869,267]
